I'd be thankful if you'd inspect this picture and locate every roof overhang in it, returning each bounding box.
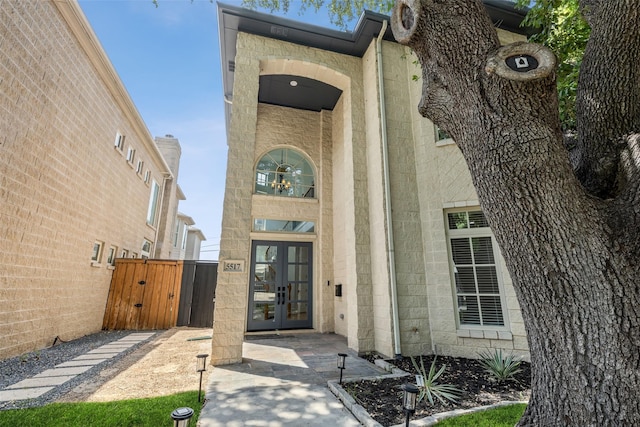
[217,1,532,136]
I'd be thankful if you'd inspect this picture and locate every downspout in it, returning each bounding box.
[376,21,402,358]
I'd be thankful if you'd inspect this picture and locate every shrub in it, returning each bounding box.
[410,356,462,405]
[478,348,522,383]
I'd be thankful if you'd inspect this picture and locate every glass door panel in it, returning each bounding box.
[248,241,312,331]
[250,245,277,325]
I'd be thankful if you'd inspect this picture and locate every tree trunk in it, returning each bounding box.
[391,1,640,425]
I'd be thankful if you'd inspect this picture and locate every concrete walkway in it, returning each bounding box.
[198,333,387,426]
[0,332,156,403]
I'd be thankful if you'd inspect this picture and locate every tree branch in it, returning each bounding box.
[574,0,640,199]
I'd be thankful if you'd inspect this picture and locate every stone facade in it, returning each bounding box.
[214,4,531,364]
[0,1,183,359]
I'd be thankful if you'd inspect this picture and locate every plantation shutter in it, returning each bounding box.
[448,211,505,327]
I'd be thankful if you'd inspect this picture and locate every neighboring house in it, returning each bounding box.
[185,227,207,260]
[154,135,185,259]
[0,1,194,359]
[212,1,532,365]
[171,212,195,260]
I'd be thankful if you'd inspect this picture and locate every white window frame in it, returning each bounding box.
[120,249,129,258]
[144,169,151,185]
[136,159,144,176]
[446,208,509,331]
[141,239,152,259]
[107,246,117,267]
[173,220,181,247]
[147,180,160,226]
[181,226,188,250]
[114,132,125,152]
[91,241,104,266]
[126,146,136,165]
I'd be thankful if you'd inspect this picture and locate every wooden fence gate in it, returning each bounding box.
[102,259,183,330]
[177,261,218,328]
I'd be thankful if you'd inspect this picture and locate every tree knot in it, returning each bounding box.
[485,42,556,82]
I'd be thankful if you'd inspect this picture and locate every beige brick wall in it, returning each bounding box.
[403,28,530,360]
[0,1,176,360]
[213,21,531,364]
[379,41,433,358]
[362,42,394,358]
[212,31,374,364]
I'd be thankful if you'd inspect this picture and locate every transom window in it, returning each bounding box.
[255,148,315,198]
[254,219,315,233]
[447,209,506,328]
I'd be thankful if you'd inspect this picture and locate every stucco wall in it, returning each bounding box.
[0,1,174,359]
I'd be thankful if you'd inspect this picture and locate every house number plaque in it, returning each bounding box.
[222,260,245,273]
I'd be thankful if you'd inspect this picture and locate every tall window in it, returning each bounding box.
[141,239,152,259]
[114,132,125,151]
[126,147,136,164]
[107,246,117,266]
[147,180,160,226]
[255,148,315,198]
[91,241,104,265]
[447,209,506,328]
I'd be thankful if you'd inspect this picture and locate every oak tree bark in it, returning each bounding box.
[391,0,640,425]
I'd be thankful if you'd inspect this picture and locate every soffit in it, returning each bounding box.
[217,1,531,132]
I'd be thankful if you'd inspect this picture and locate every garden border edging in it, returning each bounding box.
[329,357,529,426]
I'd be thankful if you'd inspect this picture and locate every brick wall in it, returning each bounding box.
[0,1,175,359]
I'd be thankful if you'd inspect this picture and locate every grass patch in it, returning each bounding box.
[0,391,202,427]
[436,403,526,427]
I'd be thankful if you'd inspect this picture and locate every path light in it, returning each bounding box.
[337,353,347,384]
[171,407,194,427]
[196,354,209,403]
[401,383,419,427]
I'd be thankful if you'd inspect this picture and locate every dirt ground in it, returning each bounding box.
[58,328,213,403]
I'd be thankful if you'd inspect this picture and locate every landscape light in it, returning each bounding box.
[337,353,347,384]
[170,407,194,427]
[401,383,419,427]
[196,354,209,402]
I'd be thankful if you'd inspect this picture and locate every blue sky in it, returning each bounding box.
[78,1,359,260]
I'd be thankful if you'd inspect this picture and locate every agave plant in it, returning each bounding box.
[477,348,522,383]
[410,356,461,405]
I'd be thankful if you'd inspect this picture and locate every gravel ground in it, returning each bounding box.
[0,330,161,411]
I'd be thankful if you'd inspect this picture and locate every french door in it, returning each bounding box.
[247,241,313,331]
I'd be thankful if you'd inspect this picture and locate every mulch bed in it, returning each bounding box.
[343,354,531,426]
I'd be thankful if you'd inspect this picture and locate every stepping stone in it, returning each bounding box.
[87,348,123,354]
[0,387,54,402]
[34,366,93,377]
[98,344,133,350]
[7,375,76,389]
[75,353,117,360]
[56,359,108,367]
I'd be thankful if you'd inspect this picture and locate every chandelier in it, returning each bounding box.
[271,166,291,193]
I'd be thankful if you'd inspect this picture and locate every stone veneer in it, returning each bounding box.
[213,19,531,364]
